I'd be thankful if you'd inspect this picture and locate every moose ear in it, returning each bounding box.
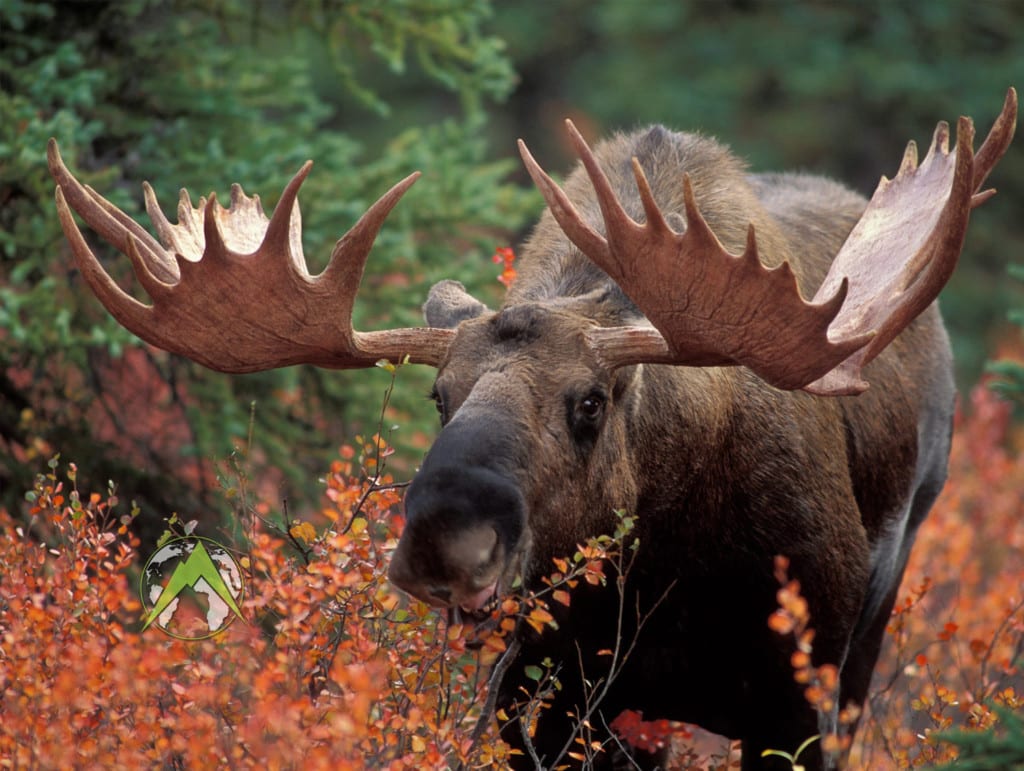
[424,280,491,328]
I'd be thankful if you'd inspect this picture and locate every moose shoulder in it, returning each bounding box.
[50,90,1016,770]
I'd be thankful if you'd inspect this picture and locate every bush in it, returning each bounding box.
[0,410,627,768]
[0,436,516,768]
[2,382,1022,769]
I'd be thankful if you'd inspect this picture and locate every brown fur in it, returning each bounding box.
[391,126,954,770]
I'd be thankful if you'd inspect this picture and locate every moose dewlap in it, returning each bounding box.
[51,89,1016,771]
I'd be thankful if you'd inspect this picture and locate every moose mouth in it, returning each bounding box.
[446,587,503,651]
[459,581,500,616]
[445,548,526,639]
[449,589,501,628]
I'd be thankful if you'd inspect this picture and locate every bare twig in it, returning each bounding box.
[598,711,645,771]
[979,594,1024,692]
[548,577,677,768]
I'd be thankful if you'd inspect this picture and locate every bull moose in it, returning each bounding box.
[49,90,1016,769]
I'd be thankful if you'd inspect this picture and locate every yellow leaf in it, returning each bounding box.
[349,516,368,536]
[411,735,426,753]
[289,521,317,543]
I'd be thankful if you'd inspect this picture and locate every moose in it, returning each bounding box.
[50,90,1015,769]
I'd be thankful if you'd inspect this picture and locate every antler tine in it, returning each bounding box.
[261,160,312,275]
[50,141,455,373]
[631,158,674,236]
[521,122,873,388]
[972,86,1017,199]
[54,185,155,336]
[48,140,170,278]
[517,135,611,264]
[323,171,421,306]
[142,183,191,282]
[561,120,650,278]
[805,91,1016,395]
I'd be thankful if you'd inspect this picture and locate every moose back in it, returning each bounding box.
[50,90,1016,770]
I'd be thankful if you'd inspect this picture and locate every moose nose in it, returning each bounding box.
[391,444,527,608]
[387,520,504,608]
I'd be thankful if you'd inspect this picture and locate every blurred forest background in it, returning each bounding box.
[1,0,1021,544]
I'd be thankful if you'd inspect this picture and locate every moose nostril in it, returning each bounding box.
[430,586,452,603]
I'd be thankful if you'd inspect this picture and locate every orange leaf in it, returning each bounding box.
[768,611,794,635]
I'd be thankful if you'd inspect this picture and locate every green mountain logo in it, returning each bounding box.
[141,538,245,636]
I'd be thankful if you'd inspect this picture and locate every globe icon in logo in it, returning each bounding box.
[139,536,246,640]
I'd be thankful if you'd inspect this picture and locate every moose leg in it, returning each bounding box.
[839,454,950,742]
[838,582,898,729]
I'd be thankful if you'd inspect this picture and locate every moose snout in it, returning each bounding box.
[389,522,502,608]
[389,464,526,610]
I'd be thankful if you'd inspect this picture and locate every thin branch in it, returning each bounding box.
[598,711,645,771]
[979,594,1024,690]
[522,705,545,771]
[548,571,678,767]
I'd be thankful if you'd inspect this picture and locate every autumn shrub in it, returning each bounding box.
[0,420,623,769]
[1,383,1021,770]
[0,437,505,768]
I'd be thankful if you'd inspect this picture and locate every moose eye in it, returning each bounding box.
[568,390,608,447]
[579,393,605,420]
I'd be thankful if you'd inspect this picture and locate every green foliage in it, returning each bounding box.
[935,705,1024,771]
[987,263,1024,410]
[286,0,514,119]
[0,0,534,536]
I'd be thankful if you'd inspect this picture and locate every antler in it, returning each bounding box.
[48,140,454,374]
[519,88,1017,395]
[805,87,1017,394]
